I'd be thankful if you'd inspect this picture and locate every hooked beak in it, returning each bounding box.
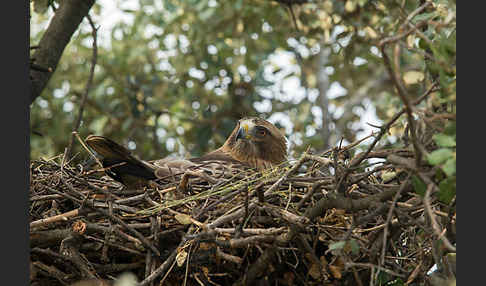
[236,123,251,140]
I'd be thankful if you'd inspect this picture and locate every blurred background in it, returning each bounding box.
[30,0,456,162]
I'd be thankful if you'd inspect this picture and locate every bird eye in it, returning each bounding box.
[258,130,266,136]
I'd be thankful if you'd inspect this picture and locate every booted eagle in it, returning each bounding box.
[85,117,287,188]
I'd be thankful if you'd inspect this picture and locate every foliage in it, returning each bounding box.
[30,0,456,284]
[30,0,455,160]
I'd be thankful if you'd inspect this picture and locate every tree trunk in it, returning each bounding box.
[317,46,331,150]
[30,0,95,104]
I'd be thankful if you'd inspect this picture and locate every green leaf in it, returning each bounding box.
[442,157,456,177]
[412,175,427,197]
[358,0,368,7]
[433,133,456,148]
[427,148,454,165]
[438,176,456,204]
[163,0,177,12]
[412,11,439,24]
[328,241,346,251]
[444,122,456,136]
[199,8,216,21]
[348,239,360,255]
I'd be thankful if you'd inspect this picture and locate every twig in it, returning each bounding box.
[378,1,432,46]
[380,44,425,167]
[339,83,438,192]
[378,2,434,167]
[379,174,411,272]
[45,183,162,257]
[263,151,309,197]
[64,14,98,161]
[423,183,456,252]
[345,262,405,278]
[286,4,299,31]
[30,208,84,229]
[138,227,194,286]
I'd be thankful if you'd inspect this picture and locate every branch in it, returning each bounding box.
[304,188,399,221]
[64,14,98,161]
[423,183,456,252]
[30,0,95,104]
[336,83,438,192]
[379,45,425,167]
[378,2,434,167]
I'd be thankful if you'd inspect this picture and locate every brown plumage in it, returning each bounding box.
[198,117,287,169]
[85,117,287,187]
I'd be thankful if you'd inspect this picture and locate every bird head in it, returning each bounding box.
[224,117,287,169]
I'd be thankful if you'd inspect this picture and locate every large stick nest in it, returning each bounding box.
[30,127,456,286]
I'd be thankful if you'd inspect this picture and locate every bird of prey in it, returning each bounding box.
[85,117,287,188]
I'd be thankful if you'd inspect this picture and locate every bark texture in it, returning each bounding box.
[30,0,95,104]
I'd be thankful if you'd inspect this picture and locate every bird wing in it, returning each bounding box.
[85,135,157,188]
[84,117,286,188]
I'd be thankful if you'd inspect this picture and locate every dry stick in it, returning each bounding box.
[343,203,389,242]
[83,235,144,256]
[100,199,114,263]
[304,189,399,226]
[213,227,286,235]
[445,195,456,243]
[380,45,425,168]
[45,184,161,257]
[345,262,405,278]
[60,233,97,279]
[263,151,310,197]
[351,264,364,286]
[138,227,194,286]
[378,2,433,167]
[244,245,278,285]
[64,14,98,161]
[423,183,456,252]
[144,217,156,286]
[295,179,327,211]
[166,157,311,284]
[379,174,412,274]
[30,194,64,202]
[216,247,243,264]
[328,133,376,156]
[338,83,438,193]
[387,155,456,252]
[378,1,431,47]
[74,132,104,168]
[30,208,82,228]
[32,260,71,285]
[182,242,193,286]
[150,216,162,283]
[286,3,299,32]
[92,206,161,257]
[93,261,145,273]
[379,21,428,47]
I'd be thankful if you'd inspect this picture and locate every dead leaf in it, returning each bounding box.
[345,0,357,13]
[364,26,378,39]
[72,220,86,234]
[403,71,425,85]
[175,213,192,225]
[176,250,188,267]
[329,265,342,279]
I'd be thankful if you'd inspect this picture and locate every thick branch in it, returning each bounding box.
[304,189,399,221]
[30,0,95,104]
